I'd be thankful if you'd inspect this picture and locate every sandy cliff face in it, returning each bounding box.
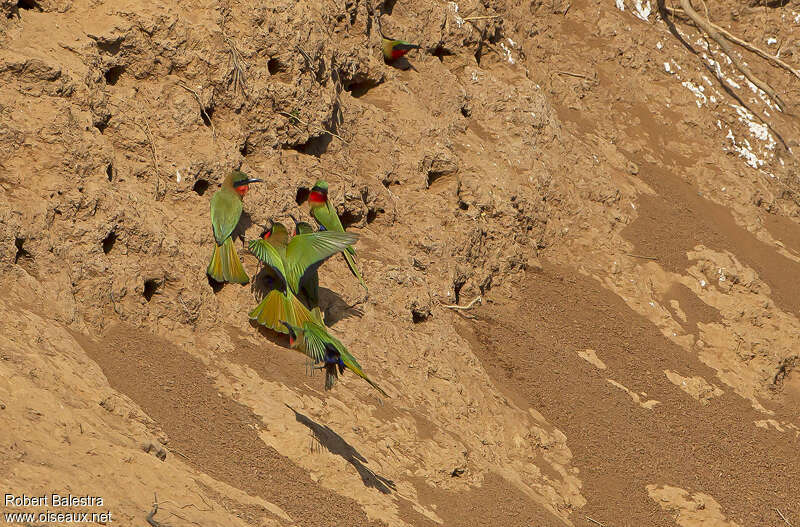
[1,0,798,525]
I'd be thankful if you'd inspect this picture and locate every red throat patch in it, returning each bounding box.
[235,185,249,198]
[262,230,271,240]
[288,336,295,346]
[308,191,327,205]
[391,48,409,60]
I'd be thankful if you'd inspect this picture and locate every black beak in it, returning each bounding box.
[288,213,299,227]
[242,178,262,185]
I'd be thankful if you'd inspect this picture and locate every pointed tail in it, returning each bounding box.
[208,237,249,284]
[341,350,389,397]
[325,363,339,391]
[249,290,313,334]
[342,249,368,292]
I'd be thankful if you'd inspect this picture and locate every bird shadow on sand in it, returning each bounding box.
[286,404,396,495]
[319,287,364,327]
[387,57,417,71]
[249,320,288,348]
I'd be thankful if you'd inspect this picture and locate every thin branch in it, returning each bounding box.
[585,517,605,527]
[441,296,482,310]
[775,508,794,527]
[221,17,248,96]
[277,111,348,143]
[556,70,593,80]
[177,82,217,138]
[462,15,503,21]
[147,493,170,527]
[667,2,793,110]
[134,119,162,199]
[625,253,659,260]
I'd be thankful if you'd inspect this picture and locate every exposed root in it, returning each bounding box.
[774,508,794,527]
[277,110,349,144]
[440,295,482,311]
[177,81,217,139]
[221,15,248,97]
[668,0,789,111]
[146,493,169,527]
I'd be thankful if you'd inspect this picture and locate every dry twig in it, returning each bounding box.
[177,81,216,139]
[625,253,659,261]
[665,6,799,80]
[462,14,503,21]
[668,0,788,110]
[146,493,169,527]
[221,19,248,96]
[585,517,606,527]
[556,70,593,80]
[775,508,794,527]
[277,111,348,143]
[134,119,163,198]
[440,296,482,311]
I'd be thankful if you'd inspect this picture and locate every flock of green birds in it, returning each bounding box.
[206,171,387,398]
[203,37,422,397]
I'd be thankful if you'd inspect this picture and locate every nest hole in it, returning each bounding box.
[295,186,310,205]
[193,179,209,196]
[268,58,287,76]
[17,0,41,10]
[106,163,113,181]
[143,279,160,301]
[14,238,31,264]
[104,65,125,86]
[201,106,214,127]
[95,116,110,134]
[284,134,332,158]
[102,229,117,254]
[366,208,379,224]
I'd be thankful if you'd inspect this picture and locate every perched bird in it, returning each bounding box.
[307,180,367,291]
[381,37,421,62]
[289,214,320,309]
[207,170,261,284]
[248,221,356,334]
[282,314,388,397]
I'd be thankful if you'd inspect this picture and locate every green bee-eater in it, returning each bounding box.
[207,170,261,284]
[248,221,356,334]
[307,180,367,291]
[382,37,420,62]
[281,314,388,397]
[289,214,320,309]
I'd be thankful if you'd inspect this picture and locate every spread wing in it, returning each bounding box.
[298,322,329,364]
[210,191,243,245]
[248,238,287,290]
[284,231,358,292]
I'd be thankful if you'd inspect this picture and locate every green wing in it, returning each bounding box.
[248,238,288,290]
[312,201,347,233]
[284,231,358,292]
[298,322,329,364]
[210,190,243,245]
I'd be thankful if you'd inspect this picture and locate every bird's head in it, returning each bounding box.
[280,321,301,346]
[260,219,274,240]
[227,170,262,198]
[289,214,315,236]
[308,180,329,207]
